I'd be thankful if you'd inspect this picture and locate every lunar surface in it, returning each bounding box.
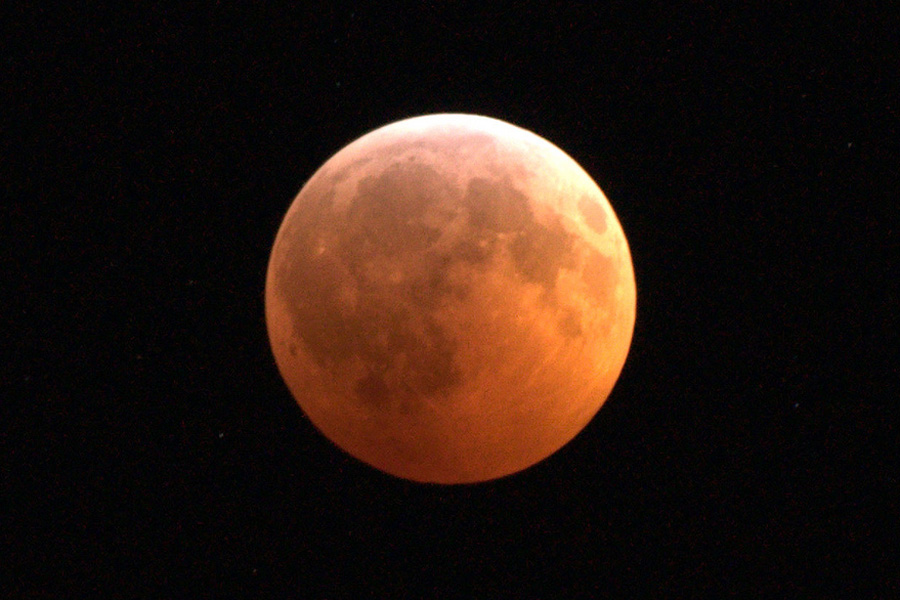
[265,114,636,483]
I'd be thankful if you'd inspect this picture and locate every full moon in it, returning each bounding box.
[265,114,636,484]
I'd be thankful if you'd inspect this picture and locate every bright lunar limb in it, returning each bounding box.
[265,113,636,483]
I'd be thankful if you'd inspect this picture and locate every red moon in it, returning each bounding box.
[265,114,636,483]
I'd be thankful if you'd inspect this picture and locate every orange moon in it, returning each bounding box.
[265,114,636,484]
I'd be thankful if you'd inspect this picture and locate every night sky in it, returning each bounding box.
[5,3,897,597]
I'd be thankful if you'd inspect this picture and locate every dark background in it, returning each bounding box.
[4,2,898,597]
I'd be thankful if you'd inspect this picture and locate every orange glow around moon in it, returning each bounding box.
[265,114,636,483]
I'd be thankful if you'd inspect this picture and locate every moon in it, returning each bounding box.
[265,114,636,484]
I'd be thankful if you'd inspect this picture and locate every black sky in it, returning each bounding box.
[4,2,898,597]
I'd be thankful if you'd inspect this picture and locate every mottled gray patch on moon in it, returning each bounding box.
[557,307,584,338]
[275,160,467,408]
[462,178,531,235]
[456,176,582,302]
[274,150,600,411]
[508,215,577,297]
[355,370,390,406]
